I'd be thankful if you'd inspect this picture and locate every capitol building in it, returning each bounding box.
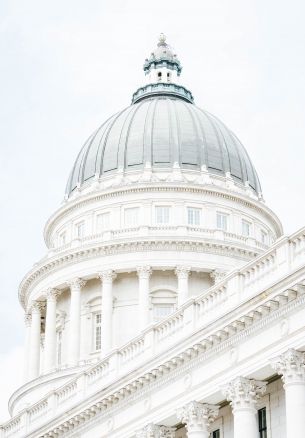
[2,34,305,438]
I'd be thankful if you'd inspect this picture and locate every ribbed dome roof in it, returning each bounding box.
[66,96,261,196]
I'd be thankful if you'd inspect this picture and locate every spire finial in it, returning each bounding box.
[158,33,166,46]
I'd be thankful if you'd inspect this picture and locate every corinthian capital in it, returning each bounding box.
[136,266,152,279]
[175,266,191,279]
[46,287,60,302]
[68,278,86,290]
[98,270,117,284]
[223,377,266,411]
[24,313,32,327]
[176,401,219,432]
[210,270,227,284]
[30,300,45,315]
[271,348,305,385]
[136,424,176,438]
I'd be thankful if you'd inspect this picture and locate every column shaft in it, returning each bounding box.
[68,279,85,366]
[23,314,32,381]
[44,289,58,373]
[99,271,116,354]
[175,266,191,306]
[233,409,258,438]
[137,266,152,329]
[29,303,42,380]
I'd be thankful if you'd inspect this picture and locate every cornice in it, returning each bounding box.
[18,238,259,309]
[23,278,305,438]
[43,182,282,245]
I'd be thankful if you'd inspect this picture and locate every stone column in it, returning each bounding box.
[99,270,116,355]
[68,278,86,367]
[29,301,43,380]
[136,423,176,438]
[271,348,305,438]
[24,313,32,381]
[137,266,152,329]
[175,266,191,306]
[223,377,266,438]
[44,288,60,373]
[176,401,219,438]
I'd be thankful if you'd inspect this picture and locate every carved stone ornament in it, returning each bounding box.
[210,270,227,284]
[30,300,45,314]
[98,270,117,284]
[136,266,152,279]
[46,287,61,302]
[175,266,191,279]
[271,348,305,385]
[176,401,219,432]
[69,278,86,291]
[222,377,266,411]
[136,424,176,438]
[24,313,32,327]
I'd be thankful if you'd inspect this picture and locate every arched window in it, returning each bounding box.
[157,71,162,81]
[150,288,177,322]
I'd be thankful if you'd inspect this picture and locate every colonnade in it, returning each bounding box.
[135,349,305,438]
[24,265,194,380]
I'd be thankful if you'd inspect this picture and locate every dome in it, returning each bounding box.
[66,96,261,196]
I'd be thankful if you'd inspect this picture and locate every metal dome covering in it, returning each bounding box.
[66,96,261,196]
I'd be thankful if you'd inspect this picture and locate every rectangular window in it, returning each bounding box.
[59,231,66,246]
[261,230,268,244]
[187,207,201,226]
[242,219,251,236]
[258,407,267,438]
[95,313,102,351]
[124,207,139,227]
[97,212,110,232]
[212,430,220,438]
[75,221,85,238]
[217,212,228,231]
[155,206,170,225]
[153,304,174,321]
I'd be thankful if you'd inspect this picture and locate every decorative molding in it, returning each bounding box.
[175,266,191,279]
[137,266,153,279]
[271,348,305,385]
[46,288,61,302]
[68,278,86,291]
[176,401,219,432]
[30,301,45,314]
[136,423,176,438]
[24,313,32,327]
[210,270,227,284]
[98,270,117,284]
[222,377,266,411]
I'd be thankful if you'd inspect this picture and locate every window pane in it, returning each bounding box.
[124,207,139,227]
[212,430,220,438]
[187,207,201,226]
[95,313,102,351]
[242,219,251,236]
[97,213,110,232]
[261,230,267,244]
[76,222,85,238]
[155,206,170,224]
[217,213,228,230]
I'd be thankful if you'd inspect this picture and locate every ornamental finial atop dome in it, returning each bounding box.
[158,33,166,46]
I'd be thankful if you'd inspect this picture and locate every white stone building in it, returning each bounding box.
[1,34,305,438]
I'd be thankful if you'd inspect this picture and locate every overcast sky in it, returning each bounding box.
[1,0,305,422]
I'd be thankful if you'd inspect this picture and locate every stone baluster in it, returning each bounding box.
[223,376,266,438]
[137,266,152,330]
[98,270,116,355]
[29,301,44,380]
[136,423,176,438]
[23,313,32,381]
[175,266,191,306]
[44,288,60,373]
[176,401,219,438]
[271,348,305,438]
[68,278,86,367]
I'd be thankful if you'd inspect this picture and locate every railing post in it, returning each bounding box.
[109,350,120,379]
[143,327,155,358]
[20,410,29,435]
[182,300,196,336]
[275,236,291,274]
[226,272,241,305]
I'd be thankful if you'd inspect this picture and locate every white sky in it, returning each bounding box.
[1,0,305,423]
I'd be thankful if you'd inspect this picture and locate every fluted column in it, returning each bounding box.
[175,266,191,306]
[68,278,86,367]
[29,301,43,380]
[136,423,176,438]
[98,270,116,354]
[44,288,60,373]
[271,348,305,438]
[137,266,152,329]
[223,377,266,438]
[24,313,32,381]
[176,401,219,438]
